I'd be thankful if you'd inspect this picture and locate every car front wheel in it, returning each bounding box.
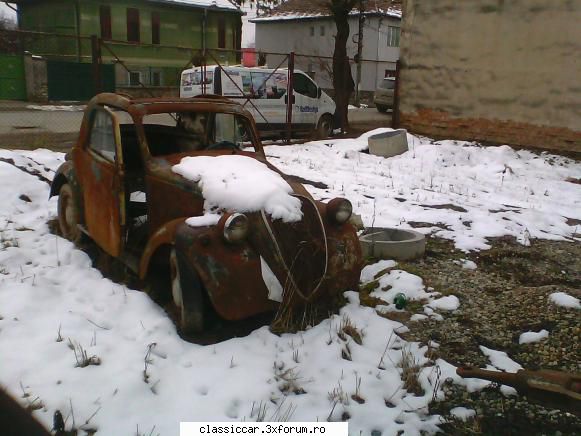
[376,104,387,113]
[169,248,205,334]
[57,183,81,243]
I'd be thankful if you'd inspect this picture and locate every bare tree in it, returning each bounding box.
[233,0,283,17]
[328,0,357,132]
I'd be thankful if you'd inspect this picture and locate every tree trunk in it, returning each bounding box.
[330,0,356,132]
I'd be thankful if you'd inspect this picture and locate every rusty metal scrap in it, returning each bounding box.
[457,366,581,416]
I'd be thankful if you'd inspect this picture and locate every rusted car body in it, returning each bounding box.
[50,93,362,333]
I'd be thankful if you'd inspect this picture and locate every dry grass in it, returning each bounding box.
[399,345,424,396]
[337,315,363,345]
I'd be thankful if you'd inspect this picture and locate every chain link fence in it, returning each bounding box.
[0,29,397,150]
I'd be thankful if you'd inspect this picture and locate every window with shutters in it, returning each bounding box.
[151,12,160,44]
[127,8,140,43]
[100,6,112,40]
[218,18,226,48]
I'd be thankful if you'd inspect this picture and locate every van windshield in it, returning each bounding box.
[181,71,214,87]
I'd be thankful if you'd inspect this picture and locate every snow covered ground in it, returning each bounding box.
[0,131,580,435]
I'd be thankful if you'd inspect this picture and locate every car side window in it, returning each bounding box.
[89,108,116,161]
[293,73,318,99]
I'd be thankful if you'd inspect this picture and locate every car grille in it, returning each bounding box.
[261,196,328,301]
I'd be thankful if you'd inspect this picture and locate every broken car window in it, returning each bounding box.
[89,108,116,161]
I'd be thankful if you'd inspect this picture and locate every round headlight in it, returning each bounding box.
[223,213,249,243]
[327,198,353,225]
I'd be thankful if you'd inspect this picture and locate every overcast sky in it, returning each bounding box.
[0,3,256,47]
[0,3,16,20]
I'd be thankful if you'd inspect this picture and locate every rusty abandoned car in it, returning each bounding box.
[50,93,363,334]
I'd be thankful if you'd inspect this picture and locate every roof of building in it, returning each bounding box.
[250,0,401,23]
[11,0,242,13]
[147,0,241,12]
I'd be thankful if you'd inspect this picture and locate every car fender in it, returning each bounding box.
[50,161,85,222]
[140,219,276,321]
[139,218,186,280]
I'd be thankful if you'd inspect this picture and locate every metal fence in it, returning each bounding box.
[0,28,398,150]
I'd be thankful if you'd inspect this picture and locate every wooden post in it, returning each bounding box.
[91,35,102,95]
[285,51,295,143]
[392,59,401,129]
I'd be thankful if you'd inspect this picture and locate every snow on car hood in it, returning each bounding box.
[172,155,303,222]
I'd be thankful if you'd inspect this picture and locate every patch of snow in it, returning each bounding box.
[429,295,460,311]
[453,259,477,270]
[370,269,436,306]
[450,407,476,421]
[264,129,581,251]
[260,257,283,302]
[27,105,85,112]
[480,346,523,372]
[359,259,397,283]
[185,214,221,227]
[129,191,146,202]
[519,329,549,344]
[165,0,239,11]
[548,291,580,309]
[348,104,369,110]
[0,148,448,435]
[172,155,302,223]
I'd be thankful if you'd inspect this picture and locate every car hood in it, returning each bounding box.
[147,150,328,301]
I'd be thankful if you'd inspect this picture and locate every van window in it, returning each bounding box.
[181,71,214,87]
[247,72,287,99]
[293,73,318,99]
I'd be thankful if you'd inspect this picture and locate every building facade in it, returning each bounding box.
[398,0,581,152]
[252,0,401,96]
[13,0,242,90]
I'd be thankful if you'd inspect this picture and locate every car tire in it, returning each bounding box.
[316,114,333,139]
[57,183,82,243]
[169,248,205,334]
[376,105,387,113]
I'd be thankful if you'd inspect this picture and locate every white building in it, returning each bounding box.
[251,0,401,95]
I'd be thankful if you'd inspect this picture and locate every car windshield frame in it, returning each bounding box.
[125,101,264,159]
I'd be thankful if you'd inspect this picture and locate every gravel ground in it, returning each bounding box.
[361,236,580,435]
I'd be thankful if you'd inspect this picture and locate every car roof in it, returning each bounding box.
[87,93,250,116]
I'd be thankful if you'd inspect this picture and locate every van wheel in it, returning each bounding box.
[376,105,387,113]
[169,248,205,334]
[57,184,81,243]
[316,114,333,139]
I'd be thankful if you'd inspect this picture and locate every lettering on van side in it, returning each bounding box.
[298,106,318,113]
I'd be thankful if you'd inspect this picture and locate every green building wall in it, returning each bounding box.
[17,0,241,87]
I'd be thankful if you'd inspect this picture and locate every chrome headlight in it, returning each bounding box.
[327,198,353,225]
[223,213,249,243]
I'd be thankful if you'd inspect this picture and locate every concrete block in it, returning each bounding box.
[368,129,409,158]
[360,227,426,261]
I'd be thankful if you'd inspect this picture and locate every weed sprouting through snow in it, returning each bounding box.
[399,345,424,396]
[68,339,101,368]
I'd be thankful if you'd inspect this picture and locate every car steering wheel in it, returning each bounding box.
[206,141,239,151]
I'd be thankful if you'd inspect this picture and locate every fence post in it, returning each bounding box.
[391,59,401,129]
[286,51,295,143]
[91,35,102,95]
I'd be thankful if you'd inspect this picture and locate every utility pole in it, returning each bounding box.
[354,0,364,107]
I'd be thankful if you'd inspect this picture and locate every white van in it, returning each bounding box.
[180,66,336,138]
